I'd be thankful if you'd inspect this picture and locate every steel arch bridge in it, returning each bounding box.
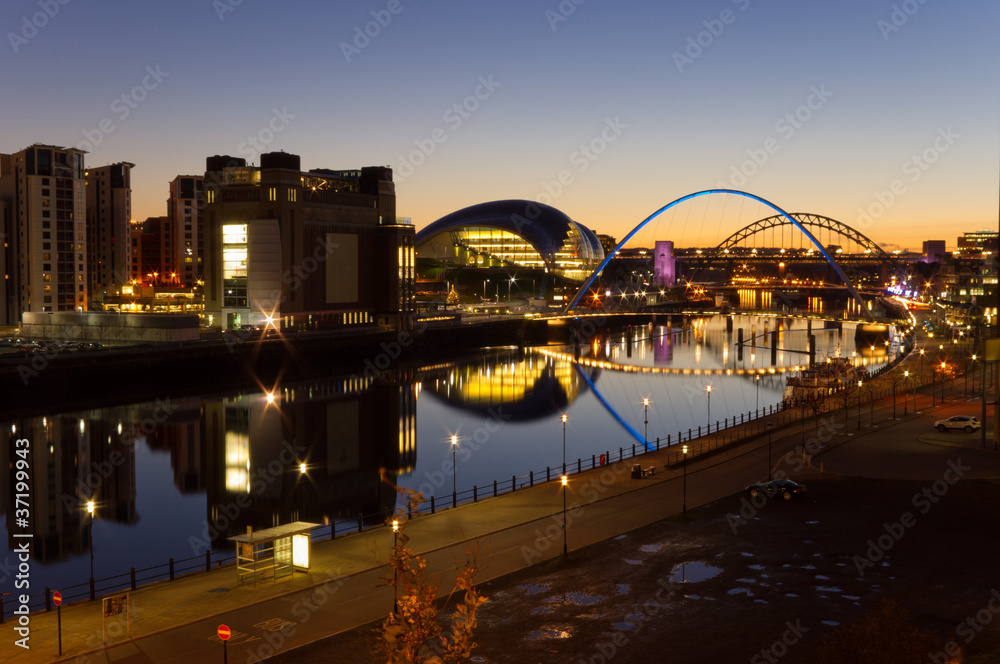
[565,190,879,321]
[712,212,892,259]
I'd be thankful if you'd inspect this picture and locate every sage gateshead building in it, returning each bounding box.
[414,200,604,282]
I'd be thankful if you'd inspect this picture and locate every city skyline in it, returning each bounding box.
[3,0,997,252]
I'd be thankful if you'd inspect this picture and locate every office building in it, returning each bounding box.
[0,144,87,324]
[202,152,415,330]
[957,229,999,256]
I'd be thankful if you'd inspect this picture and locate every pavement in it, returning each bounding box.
[4,338,994,664]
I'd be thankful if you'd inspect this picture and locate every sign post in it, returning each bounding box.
[53,591,63,655]
[218,624,231,664]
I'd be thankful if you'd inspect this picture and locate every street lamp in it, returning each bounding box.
[755,375,760,411]
[483,278,489,300]
[642,398,649,445]
[392,519,399,615]
[682,445,689,516]
[561,475,568,558]
[903,370,909,416]
[561,414,568,474]
[86,500,95,600]
[857,381,863,431]
[451,435,458,506]
[706,386,712,431]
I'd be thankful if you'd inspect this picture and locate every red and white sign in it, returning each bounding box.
[218,624,231,641]
[52,591,62,607]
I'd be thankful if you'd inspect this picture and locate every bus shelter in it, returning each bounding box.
[227,521,321,586]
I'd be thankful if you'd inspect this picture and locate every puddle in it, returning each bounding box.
[518,583,551,596]
[805,520,820,525]
[801,564,816,570]
[740,552,754,557]
[821,620,840,627]
[816,586,842,593]
[527,626,573,640]
[669,561,723,583]
[785,593,799,598]
[614,535,627,540]
[754,599,769,604]
[748,564,765,571]
[727,588,754,597]
[842,595,860,600]
[612,622,636,631]
[736,578,757,584]
[623,559,644,566]
[615,584,630,595]
[684,595,717,601]
[639,544,662,553]
[815,575,830,580]
[531,607,554,615]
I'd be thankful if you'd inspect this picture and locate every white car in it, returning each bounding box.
[934,416,980,433]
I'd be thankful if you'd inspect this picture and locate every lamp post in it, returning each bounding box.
[642,398,649,445]
[755,375,760,411]
[483,279,489,300]
[856,381,863,431]
[451,435,457,506]
[919,348,925,403]
[392,519,399,615]
[561,414,567,475]
[682,445,689,516]
[705,386,712,432]
[561,475,568,558]
[86,500,95,600]
[903,370,909,416]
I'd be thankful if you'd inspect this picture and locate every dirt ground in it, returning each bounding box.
[274,471,1000,663]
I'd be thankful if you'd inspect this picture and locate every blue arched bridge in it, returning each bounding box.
[566,190,890,321]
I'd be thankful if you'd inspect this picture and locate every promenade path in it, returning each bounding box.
[5,332,990,664]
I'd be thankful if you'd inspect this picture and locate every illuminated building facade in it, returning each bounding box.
[415,200,603,283]
[202,152,415,330]
[0,143,88,323]
[957,229,999,257]
[86,162,133,299]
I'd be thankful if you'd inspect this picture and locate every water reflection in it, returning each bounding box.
[1,316,895,596]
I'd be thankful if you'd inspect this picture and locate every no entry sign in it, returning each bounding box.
[53,591,63,607]
[218,624,231,641]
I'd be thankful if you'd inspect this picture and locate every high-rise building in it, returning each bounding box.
[1,198,12,323]
[86,162,134,299]
[202,152,415,330]
[654,240,675,287]
[167,176,204,286]
[0,144,87,323]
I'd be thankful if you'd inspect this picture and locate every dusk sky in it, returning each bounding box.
[3,0,996,252]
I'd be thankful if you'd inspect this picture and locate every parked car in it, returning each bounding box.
[745,478,807,500]
[934,416,980,433]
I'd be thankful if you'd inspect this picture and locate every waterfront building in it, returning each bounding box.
[85,162,134,300]
[167,175,204,286]
[415,200,604,283]
[202,152,415,331]
[0,143,88,324]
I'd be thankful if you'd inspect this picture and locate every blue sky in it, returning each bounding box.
[2,0,996,251]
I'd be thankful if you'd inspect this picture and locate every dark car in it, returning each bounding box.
[934,415,980,433]
[745,479,807,500]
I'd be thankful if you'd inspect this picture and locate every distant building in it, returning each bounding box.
[202,152,415,330]
[653,240,675,287]
[596,234,618,258]
[957,229,998,256]
[86,162,134,300]
[167,176,204,286]
[0,143,88,324]
[922,240,946,264]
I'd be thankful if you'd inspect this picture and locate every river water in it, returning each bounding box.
[1,314,897,606]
